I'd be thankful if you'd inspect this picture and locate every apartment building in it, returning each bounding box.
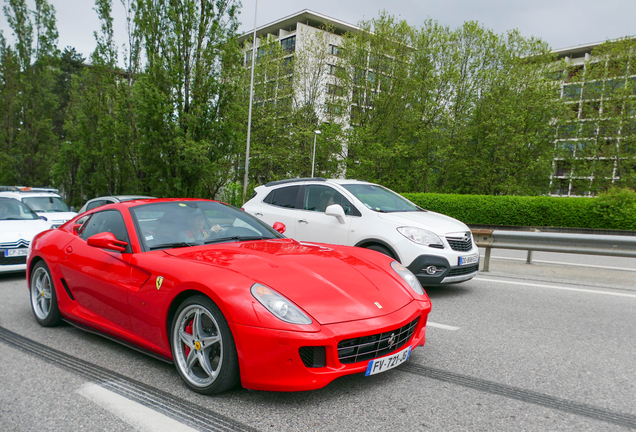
[550,41,636,196]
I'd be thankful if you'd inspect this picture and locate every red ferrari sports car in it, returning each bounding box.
[26,198,431,394]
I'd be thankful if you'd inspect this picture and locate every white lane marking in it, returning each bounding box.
[427,322,460,331]
[474,277,636,298]
[77,383,197,432]
[489,255,636,272]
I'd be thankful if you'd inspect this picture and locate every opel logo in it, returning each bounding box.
[463,234,470,242]
[387,333,396,348]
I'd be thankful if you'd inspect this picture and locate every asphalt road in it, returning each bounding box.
[1,252,635,431]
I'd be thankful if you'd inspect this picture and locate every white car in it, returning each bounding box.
[78,195,155,214]
[0,197,53,273]
[243,178,479,286]
[0,189,77,228]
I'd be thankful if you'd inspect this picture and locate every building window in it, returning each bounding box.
[327,64,342,76]
[244,50,253,66]
[555,160,571,177]
[328,44,340,56]
[281,36,296,53]
[326,84,344,96]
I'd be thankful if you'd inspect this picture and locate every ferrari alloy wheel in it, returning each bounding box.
[30,261,62,327]
[171,296,239,394]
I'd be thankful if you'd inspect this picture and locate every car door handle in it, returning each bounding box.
[298,219,308,224]
[65,246,73,254]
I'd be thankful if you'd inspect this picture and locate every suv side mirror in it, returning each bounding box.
[70,206,76,212]
[87,232,128,252]
[325,204,346,224]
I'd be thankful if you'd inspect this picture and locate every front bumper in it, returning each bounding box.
[230,300,430,391]
[407,254,478,286]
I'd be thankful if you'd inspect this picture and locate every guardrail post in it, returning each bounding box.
[526,250,533,264]
[483,247,491,272]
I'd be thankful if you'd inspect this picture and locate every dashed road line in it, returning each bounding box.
[474,277,636,298]
[426,322,460,331]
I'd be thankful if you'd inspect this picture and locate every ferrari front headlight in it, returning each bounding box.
[391,261,424,295]
[251,283,312,325]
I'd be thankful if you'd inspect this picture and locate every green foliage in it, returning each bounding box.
[403,191,636,230]
[337,14,566,195]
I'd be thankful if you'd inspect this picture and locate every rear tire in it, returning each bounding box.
[30,261,62,327]
[170,295,239,395]
[366,244,396,260]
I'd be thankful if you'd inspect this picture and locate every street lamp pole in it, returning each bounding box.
[311,130,321,178]
[243,0,258,204]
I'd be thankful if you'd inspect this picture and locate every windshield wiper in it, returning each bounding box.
[204,235,267,244]
[149,242,197,250]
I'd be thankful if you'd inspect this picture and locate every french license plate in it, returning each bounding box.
[4,248,27,257]
[458,254,479,266]
[365,345,412,376]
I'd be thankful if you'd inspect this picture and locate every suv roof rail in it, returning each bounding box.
[265,177,327,187]
[0,186,20,191]
[16,187,60,193]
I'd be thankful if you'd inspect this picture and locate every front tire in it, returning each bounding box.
[170,295,239,395]
[30,261,62,327]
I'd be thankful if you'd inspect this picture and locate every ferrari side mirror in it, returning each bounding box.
[273,222,286,234]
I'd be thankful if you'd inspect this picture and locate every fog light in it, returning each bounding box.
[426,266,437,275]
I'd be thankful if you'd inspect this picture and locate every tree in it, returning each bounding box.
[0,0,60,186]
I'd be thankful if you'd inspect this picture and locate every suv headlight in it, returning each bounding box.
[391,261,424,295]
[251,283,312,325]
[397,226,443,248]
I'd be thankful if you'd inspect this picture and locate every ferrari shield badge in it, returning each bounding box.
[156,276,164,290]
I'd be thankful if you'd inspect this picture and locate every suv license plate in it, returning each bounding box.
[459,254,479,266]
[365,345,411,376]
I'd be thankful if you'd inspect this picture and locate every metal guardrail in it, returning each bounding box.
[471,229,636,272]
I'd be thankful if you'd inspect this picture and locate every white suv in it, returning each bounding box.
[0,188,77,228]
[242,179,479,286]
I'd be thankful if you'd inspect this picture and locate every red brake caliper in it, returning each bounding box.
[184,320,193,357]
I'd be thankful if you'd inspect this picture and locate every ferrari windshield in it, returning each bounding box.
[22,196,70,213]
[131,201,283,250]
[342,184,421,213]
[0,198,40,220]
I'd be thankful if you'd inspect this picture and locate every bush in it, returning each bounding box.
[402,189,636,230]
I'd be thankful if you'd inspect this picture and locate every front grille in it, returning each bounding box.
[0,247,28,265]
[0,254,27,265]
[337,318,419,364]
[446,236,473,251]
[448,264,478,276]
[299,346,326,368]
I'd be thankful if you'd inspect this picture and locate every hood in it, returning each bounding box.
[35,211,78,225]
[377,210,469,235]
[164,239,414,325]
[0,220,52,243]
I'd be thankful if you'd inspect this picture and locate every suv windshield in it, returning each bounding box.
[0,199,40,220]
[342,184,421,213]
[23,196,70,213]
[131,201,283,251]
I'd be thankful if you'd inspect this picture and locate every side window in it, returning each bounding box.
[79,210,130,251]
[303,185,360,216]
[86,199,109,211]
[264,186,300,209]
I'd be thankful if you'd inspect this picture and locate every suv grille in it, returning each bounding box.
[446,235,472,252]
[448,264,478,276]
[337,318,419,364]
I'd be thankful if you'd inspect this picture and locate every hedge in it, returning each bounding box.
[401,190,636,231]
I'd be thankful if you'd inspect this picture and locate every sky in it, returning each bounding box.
[0,0,635,62]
